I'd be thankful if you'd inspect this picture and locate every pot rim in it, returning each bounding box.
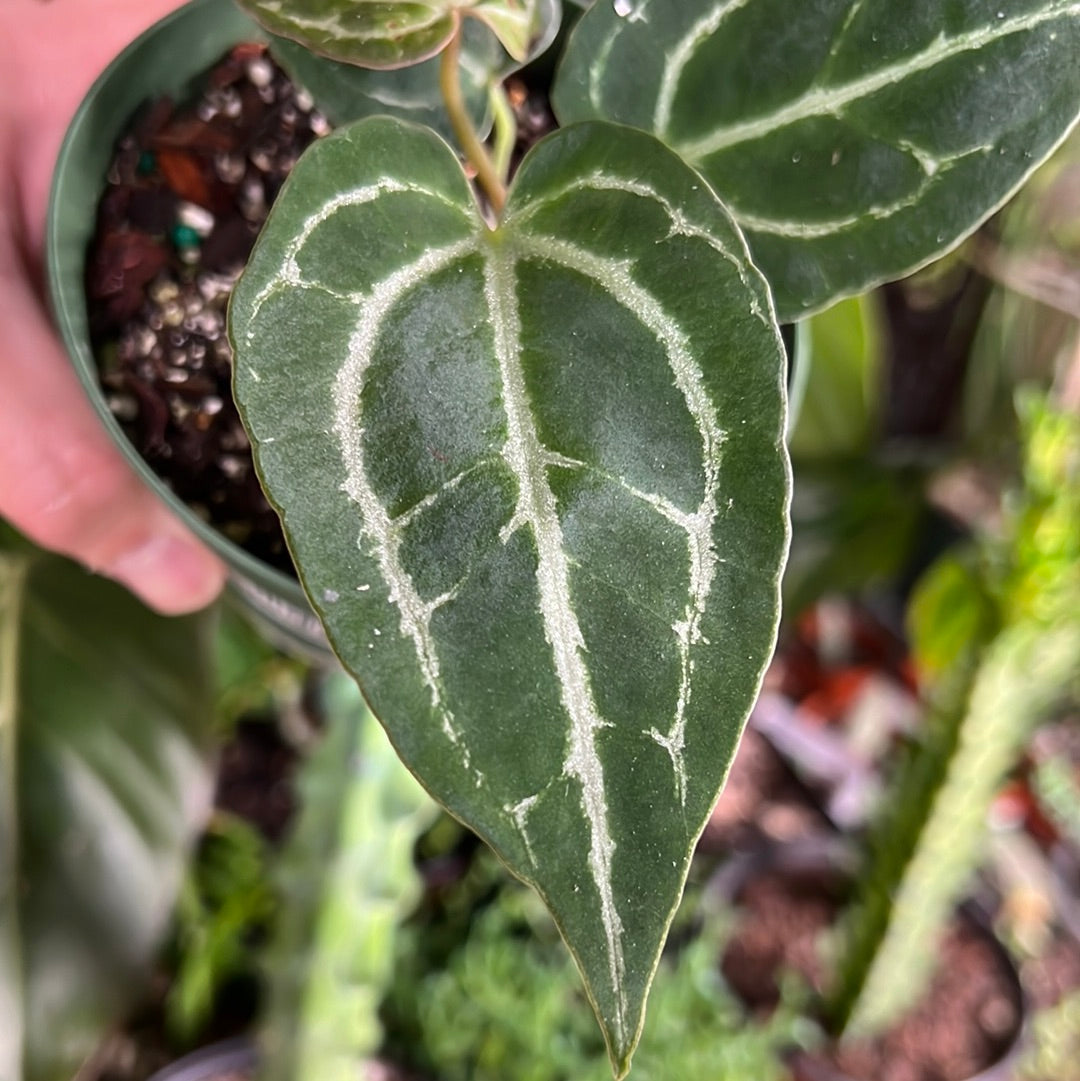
[145,1038,256,1081]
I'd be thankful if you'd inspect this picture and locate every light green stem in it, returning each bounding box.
[440,19,506,215]
[489,82,517,187]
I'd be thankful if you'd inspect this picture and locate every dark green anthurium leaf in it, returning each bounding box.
[551,0,1080,320]
[229,115,789,1075]
[0,534,216,1081]
[236,0,557,69]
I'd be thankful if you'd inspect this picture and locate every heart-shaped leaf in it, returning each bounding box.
[0,531,216,1081]
[552,0,1080,319]
[229,116,789,1075]
[237,0,558,69]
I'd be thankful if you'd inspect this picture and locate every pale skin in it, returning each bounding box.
[0,0,226,613]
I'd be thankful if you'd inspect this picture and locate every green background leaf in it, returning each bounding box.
[787,293,885,460]
[230,116,789,1074]
[784,461,924,617]
[0,534,216,1081]
[259,673,438,1081]
[552,0,1080,319]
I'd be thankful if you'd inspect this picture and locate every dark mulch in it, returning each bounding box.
[87,43,320,572]
[214,718,299,844]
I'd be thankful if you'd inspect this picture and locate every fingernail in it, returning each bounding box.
[106,534,224,613]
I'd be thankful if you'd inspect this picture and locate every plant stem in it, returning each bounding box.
[490,82,517,187]
[441,19,506,217]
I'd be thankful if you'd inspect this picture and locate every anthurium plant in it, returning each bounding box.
[223,0,1080,1074]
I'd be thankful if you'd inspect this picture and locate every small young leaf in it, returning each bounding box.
[267,21,498,139]
[552,0,1080,319]
[471,0,562,61]
[235,0,460,68]
[501,0,562,71]
[266,0,559,135]
[237,0,557,69]
[230,116,789,1075]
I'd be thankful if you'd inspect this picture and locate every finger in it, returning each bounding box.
[1,0,190,259]
[0,263,227,614]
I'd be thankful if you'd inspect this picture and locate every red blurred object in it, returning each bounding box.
[798,666,876,726]
[777,601,914,720]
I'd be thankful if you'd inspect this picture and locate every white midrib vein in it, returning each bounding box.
[668,2,1080,159]
[483,242,628,1043]
[511,225,728,810]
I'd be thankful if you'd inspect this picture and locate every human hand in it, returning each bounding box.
[0,0,226,612]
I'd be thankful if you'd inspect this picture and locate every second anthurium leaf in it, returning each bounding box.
[266,20,498,140]
[236,0,556,68]
[229,116,789,1076]
[265,0,559,141]
[552,0,1080,320]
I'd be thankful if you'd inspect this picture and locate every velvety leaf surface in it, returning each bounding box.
[552,0,1080,319]
[237,0,556,68]
[0,534,216,1081]
[230,115,789,1075]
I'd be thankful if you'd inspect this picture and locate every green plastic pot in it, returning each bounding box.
[46,0,329,658]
